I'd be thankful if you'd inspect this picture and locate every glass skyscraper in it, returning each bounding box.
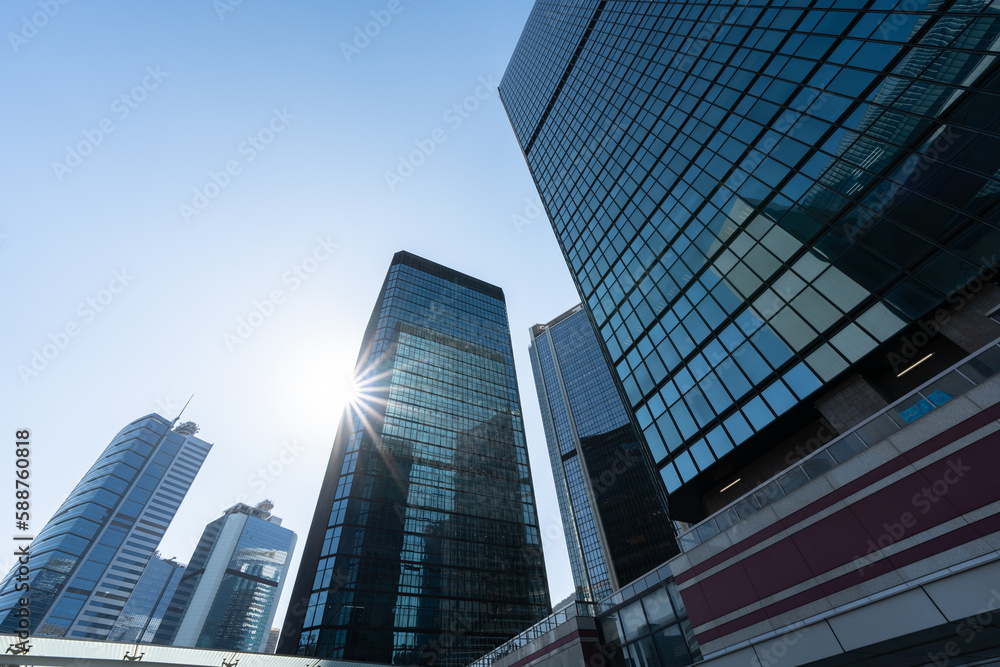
[501,0,1000,523]
[0,415,211,638]
[279,251,550,666]
[106,554,185,644]
[529,305,677,601]
[153,501,295,653]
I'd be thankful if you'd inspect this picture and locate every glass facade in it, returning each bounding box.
[597,577,701,667]
[154,517,222,645]
[529,306,677,602]
[280,251,550,666]
[501,1,1000,510]
[106,554,185,643]
[0,415,211,638]
[154,502,295,653]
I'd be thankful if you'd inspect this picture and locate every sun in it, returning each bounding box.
[266,342,362,426]
[344,366,390,414]
[339,375,363,411]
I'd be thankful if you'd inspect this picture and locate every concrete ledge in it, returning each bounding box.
[751,621,843,667]
[905,420,1000,473]
[824,568,906,613]
[982,527,1000,553]
[922,559,1000,622]
[822,437,902,491]
[698,645,758,667]
[964,375,1000,412]
[717,617,776,651]
[766,597,834,635]
[887,395,982,455]
[768,476,836,523]
[725,505,781,548]
[693,529,736,567]
[827,587,947,651]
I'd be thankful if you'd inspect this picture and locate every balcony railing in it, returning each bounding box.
[467,600,598,667]
[676,339,1000,552]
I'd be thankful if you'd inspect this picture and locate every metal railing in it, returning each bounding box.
[467,600,597,667]
[676,339,1000,552]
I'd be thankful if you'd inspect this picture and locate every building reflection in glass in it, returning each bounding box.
[281,252,550,666]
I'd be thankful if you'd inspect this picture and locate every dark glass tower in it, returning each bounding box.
[0,415,211,638]
[106,554,185,643]
[529,305,678,602]
[279,251,550,666]
[501,0,1000,523]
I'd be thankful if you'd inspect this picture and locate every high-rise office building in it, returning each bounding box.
[153,501,295,653]
[106,554,185,644]
[279,251,550,666]
[499,2,1000,665]
[0,415,211,638]
[263,627,280,654]
[529,305,677,601]
[500,0,1000,523]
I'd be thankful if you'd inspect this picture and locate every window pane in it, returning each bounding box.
[620,599,649,641]
[653,625,692,667]
[827,433,868,464]
[600,612,624,647]
[626,636,658,667]
[642,587,677,631]
[959,346,1000,382]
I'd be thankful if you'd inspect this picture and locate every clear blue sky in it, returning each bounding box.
[2,0,581,628]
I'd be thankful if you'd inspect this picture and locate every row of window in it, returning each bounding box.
[507,0,1000,493]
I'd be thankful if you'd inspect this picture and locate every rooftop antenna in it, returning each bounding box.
[172,394,195,427]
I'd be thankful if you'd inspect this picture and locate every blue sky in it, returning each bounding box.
[2,0,581,628]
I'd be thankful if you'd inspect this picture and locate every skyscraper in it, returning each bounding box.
[500,0,1000,523]
[106,554,185,644]
[264,627,280,654]
[529,305,677,601]
[279,251,550,666]
[153,501,295,653]
[497,3,1000,665]
[0,414,211,638]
